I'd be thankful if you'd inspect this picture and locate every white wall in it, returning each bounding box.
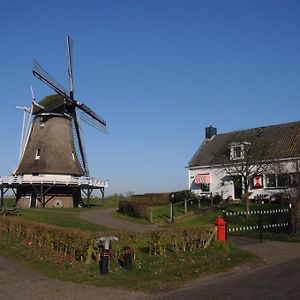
[189,166,234,199]
[188,158,300,200]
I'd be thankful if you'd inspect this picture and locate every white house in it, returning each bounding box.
[188,122,300,201]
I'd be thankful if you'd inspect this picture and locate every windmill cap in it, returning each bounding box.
[33,94,66,114]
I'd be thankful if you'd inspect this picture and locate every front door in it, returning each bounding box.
[233,176,243,199]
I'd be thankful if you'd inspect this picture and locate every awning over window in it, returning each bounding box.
[194,174,210,184]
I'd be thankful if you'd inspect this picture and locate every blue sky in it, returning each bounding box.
[0,0,300,195]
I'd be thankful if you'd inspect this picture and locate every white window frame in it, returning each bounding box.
[229,142,251,160]
[35,149,41,160]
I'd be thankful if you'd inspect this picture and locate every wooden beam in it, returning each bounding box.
[0,188,3,208]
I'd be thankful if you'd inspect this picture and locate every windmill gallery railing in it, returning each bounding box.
[0,175,108,188]
[223,207,291,243]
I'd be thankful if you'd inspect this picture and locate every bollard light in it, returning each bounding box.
[96,236,118,275]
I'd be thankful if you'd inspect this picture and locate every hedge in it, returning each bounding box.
[0,217,215,263]
[118,191,198,219]
[118,200,148,218]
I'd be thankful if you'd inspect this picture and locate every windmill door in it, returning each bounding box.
[233,176,243,199]
[30,193,37,208]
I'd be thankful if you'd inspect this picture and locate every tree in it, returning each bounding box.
[223,140,270,214]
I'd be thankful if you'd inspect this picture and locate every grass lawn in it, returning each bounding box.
[12,195,121,232]
[20,208,109,232]
[173,202,288,227]
[111,202,288,228]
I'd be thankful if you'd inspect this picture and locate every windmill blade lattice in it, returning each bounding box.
[32,60,69,97]
[71,117,89,176]
[80,111,107,132]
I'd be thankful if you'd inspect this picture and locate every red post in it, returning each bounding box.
[214,216,226,241]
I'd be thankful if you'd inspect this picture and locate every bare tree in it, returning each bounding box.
[224,140,270,214]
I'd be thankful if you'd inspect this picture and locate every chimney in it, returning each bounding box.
[205,125,217,139]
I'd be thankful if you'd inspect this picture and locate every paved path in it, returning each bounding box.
[151,240,300,299]
[0,255,148,300]
[80,208,160,232]
[240,239,300,264]
[151,256,300,300]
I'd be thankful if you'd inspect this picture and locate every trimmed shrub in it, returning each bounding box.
[0,217,215,263]
[130,193,170,205]
[118,193,170,218]
[171,190,197,203]
[118,200,148,218]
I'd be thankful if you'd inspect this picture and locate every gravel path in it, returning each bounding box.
[0,255,149,300]
[80,208,160,232]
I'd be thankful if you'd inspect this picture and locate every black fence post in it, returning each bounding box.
[288,203,293,234]
[259,211,263,243]
[0,188,3,208]
[123,246,132,272]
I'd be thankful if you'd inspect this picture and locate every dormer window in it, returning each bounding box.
[233,146,242,159]
[229,142,251,160]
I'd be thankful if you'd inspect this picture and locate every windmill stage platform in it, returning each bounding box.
[0,174,108,208]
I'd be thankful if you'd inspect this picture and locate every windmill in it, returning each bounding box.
[14,35,108,208]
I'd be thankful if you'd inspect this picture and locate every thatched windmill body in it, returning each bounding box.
[14,36,108,208]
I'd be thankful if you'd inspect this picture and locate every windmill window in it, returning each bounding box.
[40,117,45,127]
[35,149,41,160]
[71,151,75,161]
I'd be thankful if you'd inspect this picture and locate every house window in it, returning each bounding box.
[199,183,210,192]
[35,149,41,160]
[265,174,291,188]
[290,173,300,187]
[266,174,276,187]
[194,174,210,192]
[277,174,289,187]
[229,142,251,160]
[233,146,242,159]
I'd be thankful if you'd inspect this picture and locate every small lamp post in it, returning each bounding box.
[170,192,175,223]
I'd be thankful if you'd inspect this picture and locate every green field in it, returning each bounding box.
[2,196,120,231]
[20,208,108,232]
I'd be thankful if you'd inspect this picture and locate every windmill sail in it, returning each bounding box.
[33,59,68,97]
[79,103,106,127]
[71,115,89,176]
[67,35,74,99]
[80,110,107,132]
